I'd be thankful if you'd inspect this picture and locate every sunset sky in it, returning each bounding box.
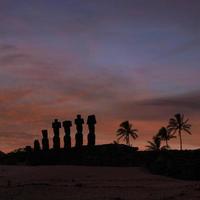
[0,0,200,152]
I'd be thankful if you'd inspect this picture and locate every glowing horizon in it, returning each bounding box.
[0,0,200,152]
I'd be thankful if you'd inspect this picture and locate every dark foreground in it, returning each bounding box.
[0,166,200,200]
[1,144,200,180]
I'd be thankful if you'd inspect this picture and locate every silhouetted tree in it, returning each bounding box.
[146,134,168,151]
[146,135,161,151]
[11,148,26,154]
[116,121,138,146]
[167,113,192,150]
[157,127,175,147]
[113,140,118,144]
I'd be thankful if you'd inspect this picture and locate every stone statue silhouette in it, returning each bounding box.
[63,120,72,149]
[25,146,32,153]
[87,115,96,146]
[34,139,41,152]
[52,119,61,150]
[42,129,49,151]
[74,114,84,147]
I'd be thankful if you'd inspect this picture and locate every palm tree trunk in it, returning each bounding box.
[179,130,183,150]
[126,137,130,146]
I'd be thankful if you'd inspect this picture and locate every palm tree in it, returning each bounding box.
[146,133,169,151]
[116,121,138,146]
[157,127,175,147]
[146,135,161,151]
[167,113,191,150]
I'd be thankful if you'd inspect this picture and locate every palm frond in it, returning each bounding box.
[167,113,192,150]
[183,128,192,135]
[116,121,138,146]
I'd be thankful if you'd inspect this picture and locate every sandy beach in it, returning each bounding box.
[0,166,199,200]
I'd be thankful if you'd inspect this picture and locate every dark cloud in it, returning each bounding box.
[111,91,200,121]
[0,44,17,51]
[140,91,200,110]
[0,131,35,152]
[0,53,30,65]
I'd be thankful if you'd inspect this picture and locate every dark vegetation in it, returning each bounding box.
[0,144,200,181]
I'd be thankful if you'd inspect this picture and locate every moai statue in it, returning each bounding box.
[25,146,32,153]
[34,139,41,152]
[42,129,49,151]
[63,120,72,149]
[74,114,84,148]
[87,115,97,146]
[52,119,61,150]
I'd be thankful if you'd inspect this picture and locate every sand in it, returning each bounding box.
[0,165,199,200]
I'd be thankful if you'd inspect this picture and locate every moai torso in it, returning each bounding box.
[75,115,84,134]
[87,115,96,134]
[52,119,61,150]
[42,130,48,138]
[63,120,72,135]
[52,119,61,136]
[75,115,84,148]
[34,139,41,152]
[42,129,49,151]
[63,120,72,149]
[87,115,97,146]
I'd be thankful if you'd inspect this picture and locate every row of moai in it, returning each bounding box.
[34,114,96,151]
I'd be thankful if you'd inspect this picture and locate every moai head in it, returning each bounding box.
[75,114,84,133]
[87,115,96,125]
[42,130,48,138]
[77,114,81,119]
[52,119,61,129]
[75,114,84,123]
[63,120,72,128]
